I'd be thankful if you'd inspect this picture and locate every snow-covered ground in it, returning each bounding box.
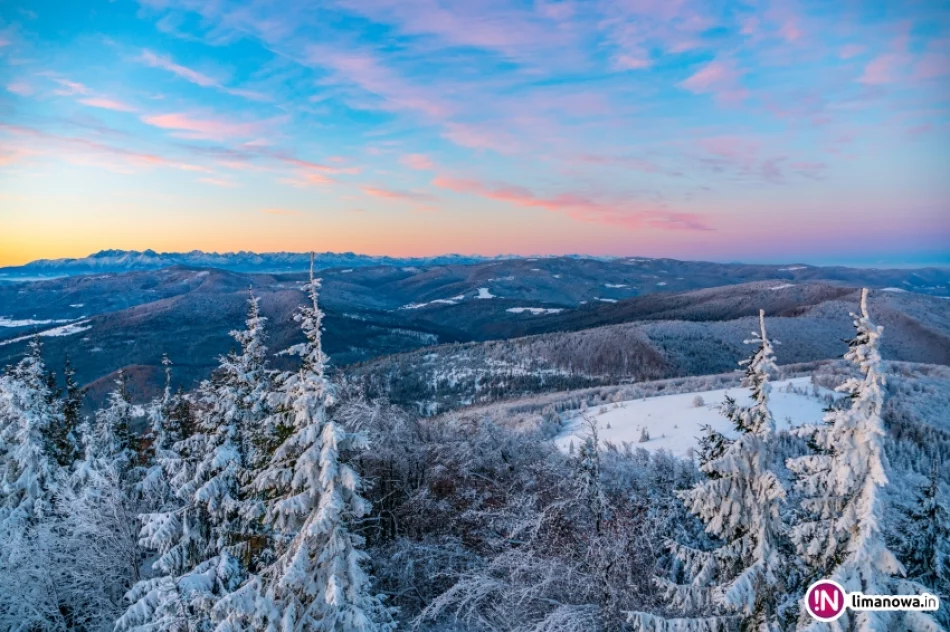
[0,317,72,327]
[506,307,564,315]
[554,376,834,458]
[476,287,495,299]
[770,283,795,290]
[0,320,91,347]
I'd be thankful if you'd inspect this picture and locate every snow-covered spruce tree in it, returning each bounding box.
[0,338,68,630]
[0,337,64,531]
[228,255,395,632]
[86,370,141,481]
[786,289,937,632]
[629,310,789,632]
[119,295,274,632]
[573,416,607,536]
[894,461,950,627]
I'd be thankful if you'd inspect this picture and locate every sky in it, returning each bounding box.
[0,0,948,268]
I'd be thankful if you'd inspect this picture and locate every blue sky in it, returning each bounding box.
[1,0,948,267]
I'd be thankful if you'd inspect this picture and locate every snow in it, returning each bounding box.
[0,317,72,327]
[594,297,617,303]
[779,266,807,271]
[400,295,465,309]
[195,271,210,278]
[604,283,628,288]
[341,269,354,273]
[506,307,564,315]
[770,283,795,290]
[554,377,834,459]
[0,321,92,346]
[530,268,541,272]
[476,287,495,299]
[553,274,562,279]
[69,303,85,308]
[656,281,667,286]
[881,287,907,293]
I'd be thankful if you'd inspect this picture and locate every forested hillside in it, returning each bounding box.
[1,270,947,631]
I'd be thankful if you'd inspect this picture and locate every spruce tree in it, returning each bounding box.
[894,461,950,628]
[120,295,274,631]
[786,289,936,631]
[0,338,64,530]
[242,253,395,632]
[629,310,788,632]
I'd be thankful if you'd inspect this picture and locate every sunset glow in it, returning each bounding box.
[1,0,948,267]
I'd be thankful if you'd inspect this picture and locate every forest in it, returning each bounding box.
[1,268,947,632]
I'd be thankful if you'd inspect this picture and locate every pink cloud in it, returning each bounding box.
[441,122,520,153]
[362,186,432,202]
[141,112,269,141]
[311,49,450,119]
[51,78,90,96]
[778,19,802,43]
[839,44,866,59]
[859,53,905,85]
[680,60,747,104]
[78,97,137,113]
[915,50,950,81]
[6,82,33,96]
[0,123,207,173]
[139,50,269,101]
[400,153,434,170]
[432,176,711,231]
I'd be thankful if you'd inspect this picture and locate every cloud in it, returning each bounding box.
[400,153,434,170]
[309,48,451,119]
[139,49,269,101]
[432,176,711,231]
[78,97,137,113]
[680,60,747,104]
[141,112,271,141]
[0,123,208,174]
[362,186,432,202]
[6,82,33,96]
[859,53,905,85]
[51,78,90,96]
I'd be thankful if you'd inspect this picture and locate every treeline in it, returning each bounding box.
[0,279,947,631]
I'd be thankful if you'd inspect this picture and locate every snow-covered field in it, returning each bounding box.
[0,320,91,347]
[554,376,834,458]
[506,307,563,315]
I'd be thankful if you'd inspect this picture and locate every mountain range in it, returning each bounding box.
[1,252,948,410]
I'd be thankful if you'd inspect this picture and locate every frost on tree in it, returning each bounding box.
[629,310,788,632]
[0,338,64,532]
[242,253,396,632]
[119,294,273,632]
[786,289,938,632]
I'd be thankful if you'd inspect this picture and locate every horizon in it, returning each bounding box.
[3,246,949,271]
[1,1,948,267]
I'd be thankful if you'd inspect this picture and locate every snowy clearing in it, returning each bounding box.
[476,287,495,299]
[604,283,629,288]
[554,377,834,459]
[0,320,92,347]
[400,295,465,309]
[506,307,564,315]
[595,297,617,303]
[0,317,73,327]
[881,287,907,293]
[69,303,85,308]
[778,266,807,271]
[770,283,795,290]
[656,281,667,286]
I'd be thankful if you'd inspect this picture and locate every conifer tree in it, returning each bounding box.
[786,289,936,631]
[240,253,395,632]
[120,295,274,632]
[0,338,64,530]
[894,461,950,628]
[630,310,788,632]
